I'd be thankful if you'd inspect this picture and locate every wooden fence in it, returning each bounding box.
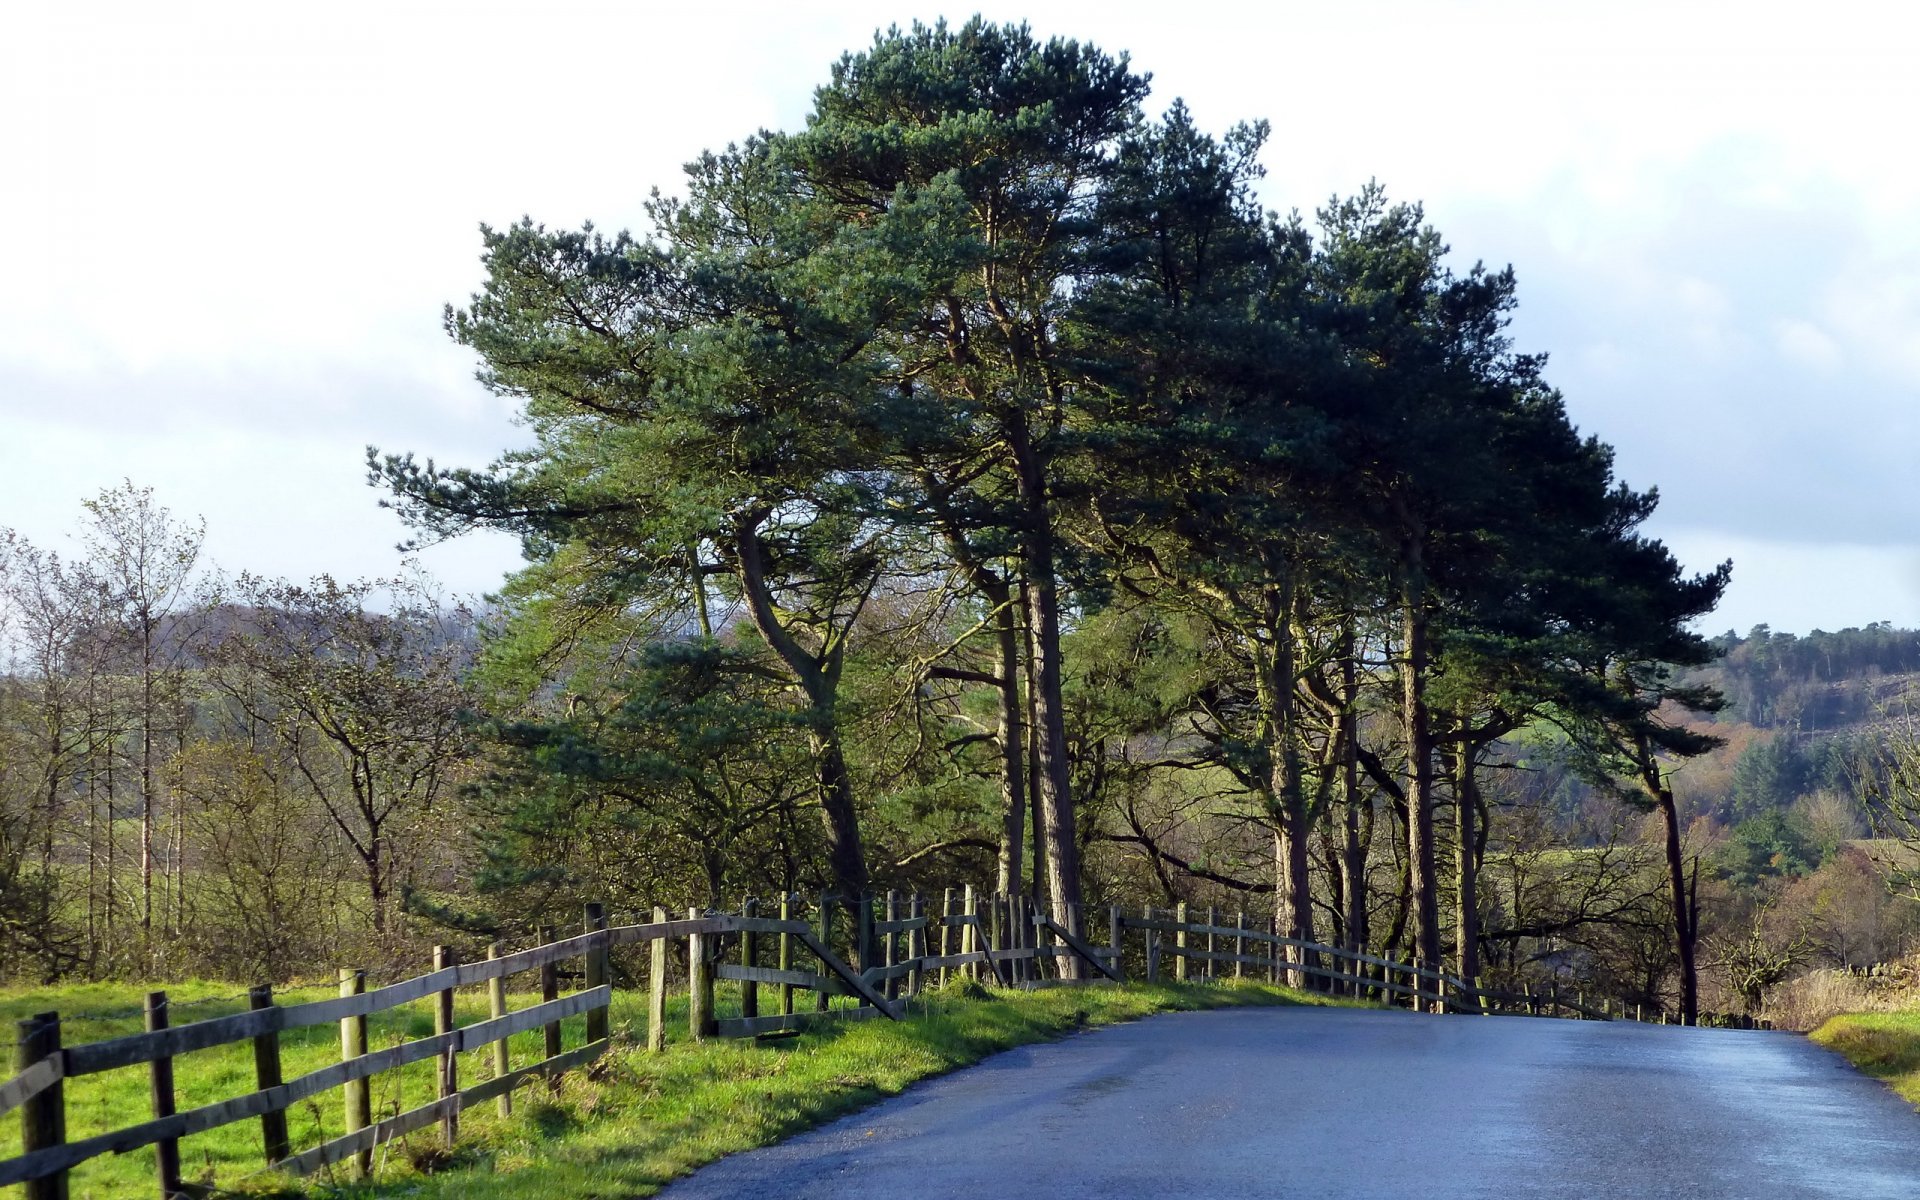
[0,889,1755,1198]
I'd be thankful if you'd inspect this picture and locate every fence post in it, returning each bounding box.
[648,906,669,1051]
[882,891,898,1001]
[987,893,1003,985]
[909,894,927,997]
[688,905,714,1039]
[1110,905,1125,983]
[817,892,834,1010]
[247,985,291,1165]
[1234,911,1246,980]
[1036,898,1051,982]
[339,968,371,1178]
[432,946,458,1147]
[962,885,979,982]
[1144,907,1160,982]
[940,888,955,987]
[1204,905,1217,983]
[584,903,610,1044]
[741,897,760,1020]
[16,1012,65,1200]
[538,925,562,1086]
[488,941,512,1117]
[857,894,873,984]
[779,894,796,1016]
[144,991,183,1199]
[1175,902,1189,982]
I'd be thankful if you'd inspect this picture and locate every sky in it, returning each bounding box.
[3,0,1917,635]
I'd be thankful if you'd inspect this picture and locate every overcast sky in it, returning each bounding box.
[4,1,1917,635]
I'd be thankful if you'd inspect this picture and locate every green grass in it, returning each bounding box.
[2,976,1344,1198]
[1810,1011,1920,1106]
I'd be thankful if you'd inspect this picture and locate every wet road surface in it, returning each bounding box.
[657,1006,1920,1199]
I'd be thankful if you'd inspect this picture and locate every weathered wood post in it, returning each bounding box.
[248,985,291,1165]
[145,991,183,1199]
[538,925,563,1087]
[1110,905,1125,982]
[648,906,669,1051]
[339,968,372,1178]
[1234,911,1246,980]
[1021,895,1036,983]
[488,941,512,1116]
[779,894,796,1016]
[857,894,873,985]
[909,894,928,996]
[16,1012,66,1200]
[1175,901,1189,982]
[988,893,1004,984]
[962,885,979,982]
[1269,915,1281,984]
[688,905,713,1040]
[816,892,834,1011]
[1205,905,1218,983]
[432,947,458,1147]
[1143,907,1160,982]
[882,891,898,1001]
[741,897,761,1021]
[584,903,610,1045]
[939,888,955,987]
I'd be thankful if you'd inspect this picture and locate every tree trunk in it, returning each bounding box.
[1400,556,1441,1009]
[1340,637,1368,993]
[734,519,870,905]
[1657,787,1698,1025]
[990,587,1027,896]
[1010,423,1085,974]
[141,630,155,948]
[1452,738,1482,1009]
[1262,587,1312,988]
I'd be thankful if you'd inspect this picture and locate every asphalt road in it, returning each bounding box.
[656,1005,1920,1199]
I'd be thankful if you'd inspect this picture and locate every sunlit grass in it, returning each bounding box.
[2,976,1343,1197]
[1810,1010,1920,1105]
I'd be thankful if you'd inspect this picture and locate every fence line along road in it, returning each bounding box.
[0,887,1762,1199]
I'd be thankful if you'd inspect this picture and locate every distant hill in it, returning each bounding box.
[1692,624,1920,732]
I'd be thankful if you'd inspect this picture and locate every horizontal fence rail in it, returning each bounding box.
[0,890,1754,1197]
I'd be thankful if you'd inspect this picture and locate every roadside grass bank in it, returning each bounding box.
[1,976,1346,1198]
[303,979,1338,1199]
[1810,1011,1920,1105]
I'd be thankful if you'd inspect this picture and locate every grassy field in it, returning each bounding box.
[1810,1010,1920,1106]
[2,974,1340,1198]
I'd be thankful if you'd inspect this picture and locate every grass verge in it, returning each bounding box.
[1,977,1345,1198]
[309,979,1337,1199]
[1810,1011,1920,1105]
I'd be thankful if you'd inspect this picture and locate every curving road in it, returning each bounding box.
[658,1006,1920,1199]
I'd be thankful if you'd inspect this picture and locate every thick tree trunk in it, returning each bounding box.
[1338,630,1368,992]
[1004,416,1084,974]
[734,519,870,905]
[1262,587,1312,988]
[1656,788,1698,1025]
[1452,739,1482,1009]
[1400,555,1442,1010]
[810,732,871,906]
[991,593,1027,896]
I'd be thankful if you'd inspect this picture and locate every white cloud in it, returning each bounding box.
[4,0,1919,631]
[1773,319,1842,371]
